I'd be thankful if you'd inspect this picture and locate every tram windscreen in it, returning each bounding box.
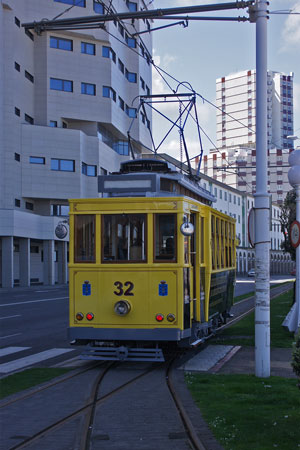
[102,214,147,262]
[154,214,176,262]
[74,215,95,263]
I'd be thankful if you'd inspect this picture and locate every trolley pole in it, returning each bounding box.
[253,0,271,377]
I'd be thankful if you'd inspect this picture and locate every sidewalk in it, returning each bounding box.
[178,344,296,378]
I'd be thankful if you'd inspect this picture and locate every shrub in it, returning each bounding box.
[291,330,300,389]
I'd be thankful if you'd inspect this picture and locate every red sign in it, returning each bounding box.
[290,220,300,249]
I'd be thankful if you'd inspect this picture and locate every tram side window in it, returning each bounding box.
[74,215,95,263]
[102,214,146,262]
[154,214,176,262]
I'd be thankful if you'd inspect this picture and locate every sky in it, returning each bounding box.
[146,0,300,162]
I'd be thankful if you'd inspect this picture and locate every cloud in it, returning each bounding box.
[281,1,300,50]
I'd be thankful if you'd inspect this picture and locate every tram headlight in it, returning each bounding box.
[114,300,131,316]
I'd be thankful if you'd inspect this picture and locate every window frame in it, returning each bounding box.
[50,36,73,51]
[51,158,75,172]
[81,82,96,96]
[153,213,177,263]
[50,78,73,92]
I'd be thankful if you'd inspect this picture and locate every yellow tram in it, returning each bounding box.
[68,159,236,361]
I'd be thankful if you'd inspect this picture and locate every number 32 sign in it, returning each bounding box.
[290,220,300,249]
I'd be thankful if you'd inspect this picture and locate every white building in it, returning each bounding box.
[216,70,294,150]
[202,145,292,205]
[163,154,292,275]
[0,0,153,287]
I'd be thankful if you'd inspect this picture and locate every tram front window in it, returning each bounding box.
[74,214,95,263]
[102,214,147,262]
[154,213,176,262]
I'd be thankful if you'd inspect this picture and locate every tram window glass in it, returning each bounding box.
[211,216,216,270]
[74,215,95,263]
[154,214,176,262]
[102,214,146,262]
[200,217,204,264]
[220,220,225,268]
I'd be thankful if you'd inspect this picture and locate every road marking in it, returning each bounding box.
[0,315,21,320]
[0,348,75,374]
[0,347,30,357]
[0,333,22,340]
[0,297,68,307]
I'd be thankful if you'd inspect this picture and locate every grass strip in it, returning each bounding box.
[0,368,70,399]
[215,289,295,348]
[186,373,300,450]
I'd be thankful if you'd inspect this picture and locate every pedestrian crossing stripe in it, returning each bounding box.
[0,348,75,374]
[0,347,30,358]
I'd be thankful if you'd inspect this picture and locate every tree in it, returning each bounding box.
[280,189,296,261]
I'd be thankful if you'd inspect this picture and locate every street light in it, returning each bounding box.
[284,146,300,333]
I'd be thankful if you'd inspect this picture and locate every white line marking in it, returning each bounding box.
[0,315,21,320]
[0,297,68,307]
[0,348,75,374]
[0,333,22,340]
[0,347,30,357]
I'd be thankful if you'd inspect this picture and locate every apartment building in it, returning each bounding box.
[202,145,292,204]
[0,0,153,287]
[216,69,294,150]
[163,154,291,275]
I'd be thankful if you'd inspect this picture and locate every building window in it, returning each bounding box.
[126,1,137,12]
[102,46,116,62]
[93,0,104,13]
[140,77,145,90]
[103,86,116,101]
[119,96,125,111]
[51,204,69,216]
[98,124,130,156]
[25,114,34,124]
[118,23,124,37]
[125,34,136,48]
[15,62,20,72]
[118,58,124,74]
[51,158,75,172]
[25,29,34,41]
[15,107,20,117]
[126,105,137,118]
[125,69,137,83]
[30,156,45,164]
[50,36,73,51]
[25,70,34,83]
[81,42,96,55]
[50,78,73,92]
[82,162,97,176]
[15,199,21,207]
[62,121,68,128]
[50,120,58,127]
[54,0,86,6]
[15,17,20,27]
[26,202,34,211]
[15,153,20,161]
[81,82,96,96]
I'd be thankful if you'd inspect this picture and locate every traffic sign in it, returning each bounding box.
[290,220,300,249]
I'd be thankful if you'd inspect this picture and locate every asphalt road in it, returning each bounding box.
[0,275,295,375]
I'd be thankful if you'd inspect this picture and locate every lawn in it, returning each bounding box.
[186,373,300,450]
[215,289,296,347]
[0,368,70,400]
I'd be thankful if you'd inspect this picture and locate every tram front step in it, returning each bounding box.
[80,345,165,362]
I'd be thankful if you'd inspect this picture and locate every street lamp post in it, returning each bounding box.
[286,143,300,333]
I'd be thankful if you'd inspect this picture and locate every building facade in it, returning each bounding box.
[0,0,153,287]
[216,69,294,150]
[202,145,292,205]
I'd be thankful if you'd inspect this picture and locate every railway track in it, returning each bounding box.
[1,282,294,450]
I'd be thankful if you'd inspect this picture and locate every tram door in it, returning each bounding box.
[183,213,196,330]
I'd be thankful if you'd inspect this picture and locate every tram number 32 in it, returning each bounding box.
[114,281,134,296]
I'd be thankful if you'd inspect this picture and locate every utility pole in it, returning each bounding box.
[251,0,271,377]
